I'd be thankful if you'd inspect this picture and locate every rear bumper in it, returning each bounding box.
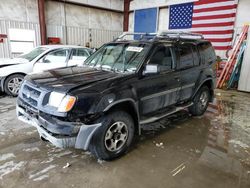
[16,104,101,150]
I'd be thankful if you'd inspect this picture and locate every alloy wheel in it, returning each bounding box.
[199,91,208,109]
[7,77,23,95]
[104,121,129,152]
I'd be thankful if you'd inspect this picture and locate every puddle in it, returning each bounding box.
[0,90,249,187]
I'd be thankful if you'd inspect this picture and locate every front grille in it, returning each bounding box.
[20,81,44,108]
[23,85,41,98]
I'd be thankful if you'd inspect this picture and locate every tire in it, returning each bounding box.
[4,74,24,96]
[189,85,210,116]
[89,111,135,160]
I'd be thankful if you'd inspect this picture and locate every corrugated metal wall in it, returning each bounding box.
[238,29,250,92]
[0,19,122,58]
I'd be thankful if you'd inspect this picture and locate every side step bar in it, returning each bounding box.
[139,102,193,125]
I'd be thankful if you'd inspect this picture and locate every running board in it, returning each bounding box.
[139,102,193,125]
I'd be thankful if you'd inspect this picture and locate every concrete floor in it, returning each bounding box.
[0,90,249,188]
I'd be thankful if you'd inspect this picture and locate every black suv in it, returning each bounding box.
[17,32,216,160]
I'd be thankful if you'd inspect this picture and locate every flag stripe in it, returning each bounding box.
[192,22,234,28]
[194,1,237,9]
[194,0,235,6]
[193,5,237,13]
[191,26,234,31]
[203,34,233,39]
[192,13,236,21]
[193,17,235,24]
[214,46,231,50]
[198,30,234,35]
[193,9,237,17]
[212,42,231,47]
[207,38,233,42]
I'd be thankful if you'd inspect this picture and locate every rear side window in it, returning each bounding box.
[198,42,216,64]
[179,45,193,69]
[71,49,89,58]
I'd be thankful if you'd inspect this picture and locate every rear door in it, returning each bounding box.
[137,43,181,115]
[68,48,90,67]
[177,43,200,101]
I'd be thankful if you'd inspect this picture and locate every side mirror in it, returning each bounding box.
[143,64,159,75]
[43,58,51,63]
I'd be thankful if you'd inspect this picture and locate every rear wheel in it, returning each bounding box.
[4,74,24,96]
[189,85,210,116]
[89,111,135,160]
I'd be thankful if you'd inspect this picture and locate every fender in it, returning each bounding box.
[103,98,141,135]
[103,98,138,112]
[0,73,26,93]
[192,77,214,100]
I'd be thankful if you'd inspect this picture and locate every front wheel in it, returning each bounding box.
[4,74,24,96]
[89,111,135,160]
[189,85,210,116]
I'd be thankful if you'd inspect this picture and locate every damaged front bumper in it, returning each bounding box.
[16,104,101,150]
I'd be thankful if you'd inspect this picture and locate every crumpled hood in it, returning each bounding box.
[0,58,29,68]
[25,66,121,93]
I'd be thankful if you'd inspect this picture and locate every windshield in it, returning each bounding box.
[19,47,48,61]
[84,43,150,73]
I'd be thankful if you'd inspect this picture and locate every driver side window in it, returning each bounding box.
[42,49,69,64]
[149,45,174,72]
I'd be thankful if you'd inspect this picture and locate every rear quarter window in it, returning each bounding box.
[198,42,216,64]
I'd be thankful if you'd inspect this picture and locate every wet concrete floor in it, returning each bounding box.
[0,90,249,188]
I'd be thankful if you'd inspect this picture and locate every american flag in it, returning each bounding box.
[169,0,238,50]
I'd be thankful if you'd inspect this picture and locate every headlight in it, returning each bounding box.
[49,92,76,112]
[58,95,76,112]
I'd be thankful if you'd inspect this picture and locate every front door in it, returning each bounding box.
[137,44,181,115]
[33,49,70,73]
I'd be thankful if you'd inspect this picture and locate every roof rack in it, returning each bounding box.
[113,31,204,42]
[113,32,157,42]
[157,31,204,40]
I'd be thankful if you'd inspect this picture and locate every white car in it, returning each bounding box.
[0,45,92,96]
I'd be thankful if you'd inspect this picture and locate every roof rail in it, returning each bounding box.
[113,31,204,42]
[157,31,204,40]
[113,32,157,41]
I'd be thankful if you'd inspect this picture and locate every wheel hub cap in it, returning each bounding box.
[104,121,128,152]
[7,77,23,95]
[199,91,208,108]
